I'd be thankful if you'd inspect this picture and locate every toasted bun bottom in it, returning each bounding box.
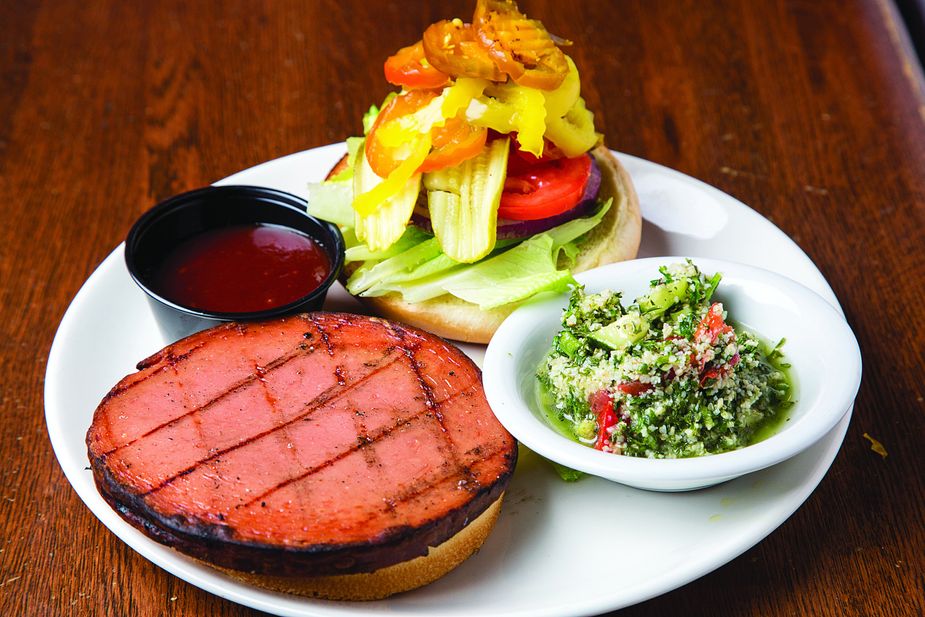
[213,495,504,601]
[343,144,642,344]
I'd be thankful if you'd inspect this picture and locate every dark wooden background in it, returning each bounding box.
[2,1,923,615]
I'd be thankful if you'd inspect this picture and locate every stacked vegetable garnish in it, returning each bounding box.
[308,0,625,314]
[538,262,794,459]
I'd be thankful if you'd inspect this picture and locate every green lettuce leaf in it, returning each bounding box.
[344,226,431,263]
[346,237,444,296]
[361,238,520,301]
[361,254,463,297]
[546,197,611,246]
[441,234,576,309]
[306,137,366,227]
[353,197,614,308]
[306,180,354,228]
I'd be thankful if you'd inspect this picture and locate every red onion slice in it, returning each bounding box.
[412,154,602,240]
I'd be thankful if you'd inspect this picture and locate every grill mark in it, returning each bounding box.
[352,404,380,470]
[395,438,510,505]
[116,321,247,396]
[178,361,207,455]
[240,404,432,508]
[346,438,512,530]
[308,314,335,356]
[142,352,404,496]
[105,337,211,399]
[234,383,479,510]
[254,360,301,468]
[396,332,482,493]
[103,341,311,456]
[254,359,306,513]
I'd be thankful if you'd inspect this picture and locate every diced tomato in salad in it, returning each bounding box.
[617,380,652,396]
[694,302,733,344]
[589,389,618,451]
[692,303,739,385]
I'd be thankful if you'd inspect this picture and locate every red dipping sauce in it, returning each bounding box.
[152,223,331,313]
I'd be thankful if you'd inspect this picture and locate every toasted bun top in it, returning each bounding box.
[335,144,642,344]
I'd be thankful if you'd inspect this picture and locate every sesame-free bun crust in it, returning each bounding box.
[217,495,504,601]
[337,144,642,344]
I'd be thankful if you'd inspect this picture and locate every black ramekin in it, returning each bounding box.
[125,185,344,342]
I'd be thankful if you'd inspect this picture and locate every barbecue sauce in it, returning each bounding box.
[152,223,330,313]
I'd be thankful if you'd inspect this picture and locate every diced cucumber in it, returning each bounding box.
[551,461,586,482]
[638,279,689,317]
[555,331,582,358]
[591,313,649,350]
[574,419,597,441]
[423,137,509,263]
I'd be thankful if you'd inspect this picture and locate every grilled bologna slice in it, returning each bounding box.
[86,313,517,599]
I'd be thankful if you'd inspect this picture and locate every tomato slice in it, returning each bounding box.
[366,90,489,177]
[384,41,450,90]
[498,154,591,220]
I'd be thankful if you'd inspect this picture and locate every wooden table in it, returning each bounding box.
[2,1,923,615]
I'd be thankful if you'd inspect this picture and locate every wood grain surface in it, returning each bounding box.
[2,0,923,615]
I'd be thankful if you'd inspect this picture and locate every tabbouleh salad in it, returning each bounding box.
[537,261,792,458]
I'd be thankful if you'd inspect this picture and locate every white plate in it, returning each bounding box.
[45,145,851,617]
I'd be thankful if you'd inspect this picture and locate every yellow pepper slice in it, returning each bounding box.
[545,96,600,157]
[442,77,489,117]
[467,83,546,156]
[353,133,431,216]
[375,78,488,149]
[543,55,580,119]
